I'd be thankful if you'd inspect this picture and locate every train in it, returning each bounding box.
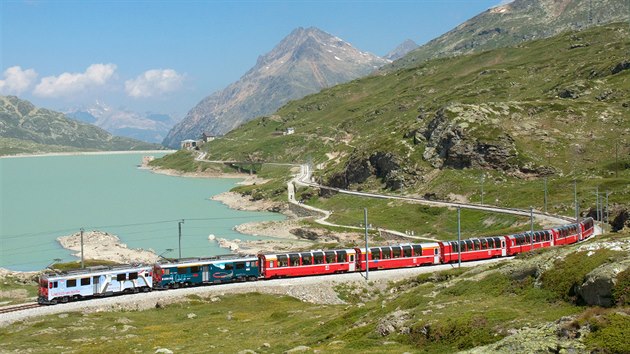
[37,217,594,305]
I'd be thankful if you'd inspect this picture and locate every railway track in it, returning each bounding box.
[0,303,41,314]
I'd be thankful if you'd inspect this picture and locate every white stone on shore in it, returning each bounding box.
[208,234,216,241]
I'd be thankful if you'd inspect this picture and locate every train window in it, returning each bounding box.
[402,246,412,257]
[236,263,245,270]
[225,263,234,270]
[325,252,336,263]
[80,278,90,286]
[189,266,199,273]
[434,248,439,255]
[382,247,392,259]
[289,254,300,266]
[450,242,459,253]
[129,272,138,280]
[473,240,480,250]
[337,251,347,262]
[67,279,77,287]
[93,276,99,284]
[313,253,324,264]
[465,240,473,251]
[495,238,502,248]
[301,253,312,265]
[277,255,288,267]
[370,248,381,260]
[460,241,466,252]
[163,269,170,275]
[392,246,402,258]
[117,274,126,281]
[480,239,487,249]
[412,245,422,256]
[53,281,58,288]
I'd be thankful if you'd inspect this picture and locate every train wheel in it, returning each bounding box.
[61,296,69,303]
[50,299,57,305]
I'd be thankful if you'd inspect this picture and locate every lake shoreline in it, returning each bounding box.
[0,150,175,159]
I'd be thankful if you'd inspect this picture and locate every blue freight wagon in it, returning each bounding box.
[154,256,259,288]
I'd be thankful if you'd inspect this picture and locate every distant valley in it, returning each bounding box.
[0,96,163,155]
[64,101,178,144]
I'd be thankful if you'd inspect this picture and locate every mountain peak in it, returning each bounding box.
[385,39,419,61]
[162,27,388,147]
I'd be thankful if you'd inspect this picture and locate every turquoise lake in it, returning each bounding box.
[0,153,284,271]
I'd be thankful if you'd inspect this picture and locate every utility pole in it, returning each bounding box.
[530,207,534,251]
[80,228,85,268]
[178,219,185,259]
[595,186,599,224]
[605,191,612,234]
[457,206,461,268]
[364,208,369,281]
[544,177,548,213]
[574,179,579,223]
[480,173,485,205]
[615,141,619,178]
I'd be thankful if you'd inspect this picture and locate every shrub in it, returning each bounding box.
[584,312,630,353]
[612,268,630,306]
[409,315,500,350]
[539,249,626,303]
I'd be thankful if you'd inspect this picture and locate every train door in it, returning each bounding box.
[202,266,209,282]
[433,248,439,264]
[348,254,356,272]
[501,240,506,257]
[93,276,100,294]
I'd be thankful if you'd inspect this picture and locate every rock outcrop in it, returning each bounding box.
[576,260,630,307]
[420,105,520,171]
[326,151,411,191]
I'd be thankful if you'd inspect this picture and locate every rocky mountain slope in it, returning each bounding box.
[0,96,162,153]
[162,27,389,148]
[192,23,629,210]
[385,39,419,61]
[65,101,178,144]
[384,0,630,72]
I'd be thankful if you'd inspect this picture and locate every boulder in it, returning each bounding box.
[376,310,411,336]
[576,261,630,307]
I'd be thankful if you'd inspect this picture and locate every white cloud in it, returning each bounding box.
[33,63,117,98]
[125,69,184,98]
[0,66,38,95]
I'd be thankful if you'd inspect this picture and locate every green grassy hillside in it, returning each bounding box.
[183,23,629,217]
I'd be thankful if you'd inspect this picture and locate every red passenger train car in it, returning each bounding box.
[505,230,554,256]
[552,223,581,246]
[258,249,357,279]
[355,243,440,271]
[439,237,506,263]
[581,218,595,240]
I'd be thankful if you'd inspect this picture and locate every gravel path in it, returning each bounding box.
[0,258,510,327]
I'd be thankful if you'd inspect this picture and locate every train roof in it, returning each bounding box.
[158,255,258,268]
[259,248,357,258]
[41,264,152,280]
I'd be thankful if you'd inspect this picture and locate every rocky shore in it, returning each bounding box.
[57,230,159,265]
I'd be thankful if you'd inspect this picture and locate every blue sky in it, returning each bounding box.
[0,0,509,118]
